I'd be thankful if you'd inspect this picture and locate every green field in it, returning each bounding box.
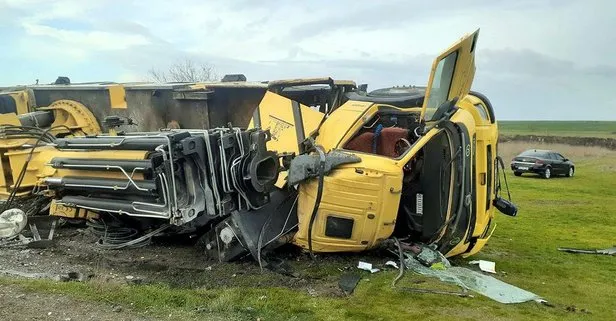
[499,121,616,138]
[2,142,616,320]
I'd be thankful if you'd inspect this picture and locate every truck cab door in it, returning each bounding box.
[421,29,480,122]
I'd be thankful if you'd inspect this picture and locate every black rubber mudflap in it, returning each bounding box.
[200,188,298,262]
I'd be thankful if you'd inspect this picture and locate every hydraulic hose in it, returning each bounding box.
[2,125,69,211]
[307,146,326,260]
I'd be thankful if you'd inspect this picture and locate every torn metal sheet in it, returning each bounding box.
[403,253,543,304]
[401,287,474,298]
[558,247,616,255]
[25,216,58,248]
[339,273,361,295]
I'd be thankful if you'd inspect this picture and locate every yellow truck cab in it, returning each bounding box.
[251,29,515,258]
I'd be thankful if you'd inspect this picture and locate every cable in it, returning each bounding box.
[372,124,383,154]
[496,156,512,201]
[307,146,326,260]
[392,237,405,288]
[256,194,298,271]
[87,218,169,249]
[2,125,67,211]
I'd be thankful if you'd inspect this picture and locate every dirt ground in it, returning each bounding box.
[0,224,386,319]
[0,282,154,321]
[0,226,369,287]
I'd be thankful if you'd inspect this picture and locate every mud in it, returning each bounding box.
[0,225,389,297]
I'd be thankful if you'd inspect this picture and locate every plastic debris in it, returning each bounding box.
[415,245,446,267]
[385,261,399,269]
[357,261,380,273]
[558,246,616,255]
[401,287,474,298]
[469,260,497,273]
[0,209,27,239]
[402,251,543,304]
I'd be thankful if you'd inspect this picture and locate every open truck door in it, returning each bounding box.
[421,29,479,121]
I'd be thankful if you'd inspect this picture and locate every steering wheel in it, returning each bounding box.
[394,138,412,157]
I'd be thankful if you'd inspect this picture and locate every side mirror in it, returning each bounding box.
[493,197,517,217]
[563,158,569,162]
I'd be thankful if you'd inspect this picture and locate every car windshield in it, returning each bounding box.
[519,150,547,157]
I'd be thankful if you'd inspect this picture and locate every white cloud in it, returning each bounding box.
[1,0,614,119]
[22,23,150,51]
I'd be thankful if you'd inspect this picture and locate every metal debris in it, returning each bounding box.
[558,246,616,255]
[339,273,361,295]
[357,261,380,273]
[26,216,58,248]
[401,246,543,304]
[56,272,92,282]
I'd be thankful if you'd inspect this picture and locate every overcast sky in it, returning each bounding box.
[1,0,614,120]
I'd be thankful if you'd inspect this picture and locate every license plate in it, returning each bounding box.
[518,166,529,170]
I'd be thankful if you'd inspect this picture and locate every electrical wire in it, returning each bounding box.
[256,194,298,271]
[392,237,405,288]
[0,125,57,143]
[2,125,68,211]
[87,218,169,249]
[496,156,512,201]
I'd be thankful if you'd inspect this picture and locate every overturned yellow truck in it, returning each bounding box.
[0,29,515,263]
[206,29,517,261]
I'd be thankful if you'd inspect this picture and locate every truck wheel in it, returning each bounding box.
[542,167,551,179]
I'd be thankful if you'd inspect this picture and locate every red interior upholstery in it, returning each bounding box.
[378,127,409,157]
[344,127,409,157]
[344,132,374,154]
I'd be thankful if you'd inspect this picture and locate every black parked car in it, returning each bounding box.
[510,149,575,179]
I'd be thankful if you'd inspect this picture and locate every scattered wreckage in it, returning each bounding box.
[0,30,518,271]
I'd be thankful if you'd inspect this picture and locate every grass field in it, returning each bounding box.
[499,121,616,138]
[2,141,615,320]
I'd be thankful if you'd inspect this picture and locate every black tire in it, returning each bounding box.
[542,167,551,179]
[514,172,522,176]
[566,166,574,177]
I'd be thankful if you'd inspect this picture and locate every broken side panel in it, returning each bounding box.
[248,92,325,188]
[199,188,299,263]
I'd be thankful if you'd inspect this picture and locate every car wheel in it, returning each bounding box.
[514,172,522,176]
[542,167,551,179]
[566,166,574,177]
